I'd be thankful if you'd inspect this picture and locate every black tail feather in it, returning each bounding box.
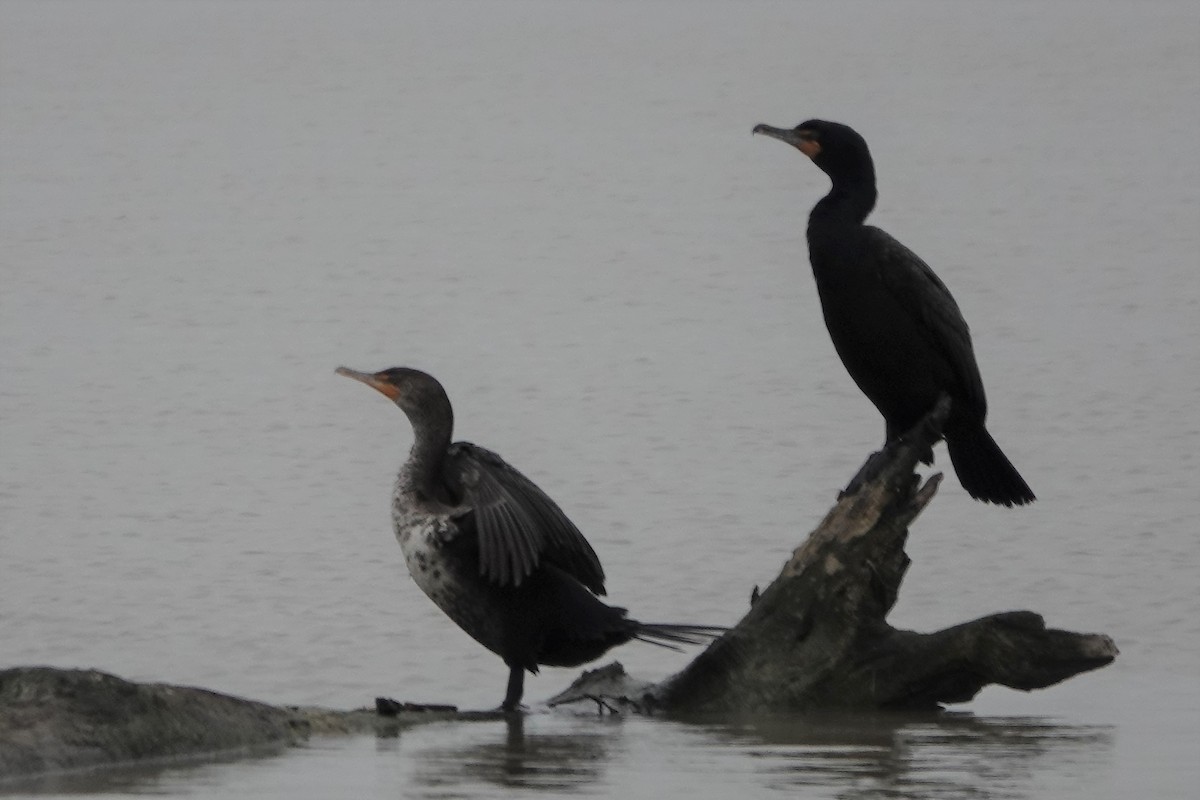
[633,623,726,651]
[946,423,1035,507]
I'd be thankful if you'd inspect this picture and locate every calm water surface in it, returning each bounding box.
[13,712,1121,799]
[2,1,1198,797]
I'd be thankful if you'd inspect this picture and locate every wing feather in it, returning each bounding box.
[444,442,606,594]
[865,226,987,414]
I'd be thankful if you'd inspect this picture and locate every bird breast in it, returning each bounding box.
[389,480,510,658]
[390,484,461,605]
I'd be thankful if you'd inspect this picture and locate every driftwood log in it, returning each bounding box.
[0,668,447,780]
[552,399,1118,713]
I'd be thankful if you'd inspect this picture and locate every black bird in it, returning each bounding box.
[336,366,723,710]
[752,119,1034,506]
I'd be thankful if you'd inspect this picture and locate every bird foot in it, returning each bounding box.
[584,694,621,715]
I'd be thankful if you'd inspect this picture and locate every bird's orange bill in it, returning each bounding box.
[753,123,821,159]
[335,366,401,400]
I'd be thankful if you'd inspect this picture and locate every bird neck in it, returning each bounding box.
[400,414,453,501]
[809,177,877,229]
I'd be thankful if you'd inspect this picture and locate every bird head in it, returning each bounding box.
[753,119,874,184]
[335,366,452,432]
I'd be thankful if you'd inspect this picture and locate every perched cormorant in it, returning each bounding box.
[752,119,1034,506]
[336,366,723,710]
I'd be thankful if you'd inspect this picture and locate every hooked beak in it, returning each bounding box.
[753,123,820,159]
[335,366,401,401]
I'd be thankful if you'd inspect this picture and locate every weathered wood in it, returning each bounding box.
[558,400,1117,714]
[0,667,295,778]
[0,667,410,780]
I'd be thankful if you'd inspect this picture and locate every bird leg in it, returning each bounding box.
[840,398,952,499]
[501,664,525,712]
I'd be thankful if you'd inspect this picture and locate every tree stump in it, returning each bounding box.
[553,399,1118,714]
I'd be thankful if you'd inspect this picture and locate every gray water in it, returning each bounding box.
[2,0,1198,797]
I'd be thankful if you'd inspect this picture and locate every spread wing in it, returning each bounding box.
[443,442,606,594]
[863,226,987,415]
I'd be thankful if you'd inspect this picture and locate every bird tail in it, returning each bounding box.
[946,423,1036,506]
[633,623,726,652]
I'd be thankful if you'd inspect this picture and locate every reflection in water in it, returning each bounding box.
[0,744,290,797]
[409,714,612,794]
[0,711,1118,798]
[389,711,1112,799]
[708,713,1113,799]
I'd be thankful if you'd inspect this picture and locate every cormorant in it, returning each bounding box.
[752,119,1035,506]
[336,366,723,710]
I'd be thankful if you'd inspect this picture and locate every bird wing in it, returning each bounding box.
[444,442,607,594]
[864,226,987,414]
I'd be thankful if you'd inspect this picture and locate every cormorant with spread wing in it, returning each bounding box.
[336,366,722,709]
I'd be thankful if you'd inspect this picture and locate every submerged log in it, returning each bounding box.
[560,399,1118,713]
[0,667,399,780]
[0,667,297,778]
